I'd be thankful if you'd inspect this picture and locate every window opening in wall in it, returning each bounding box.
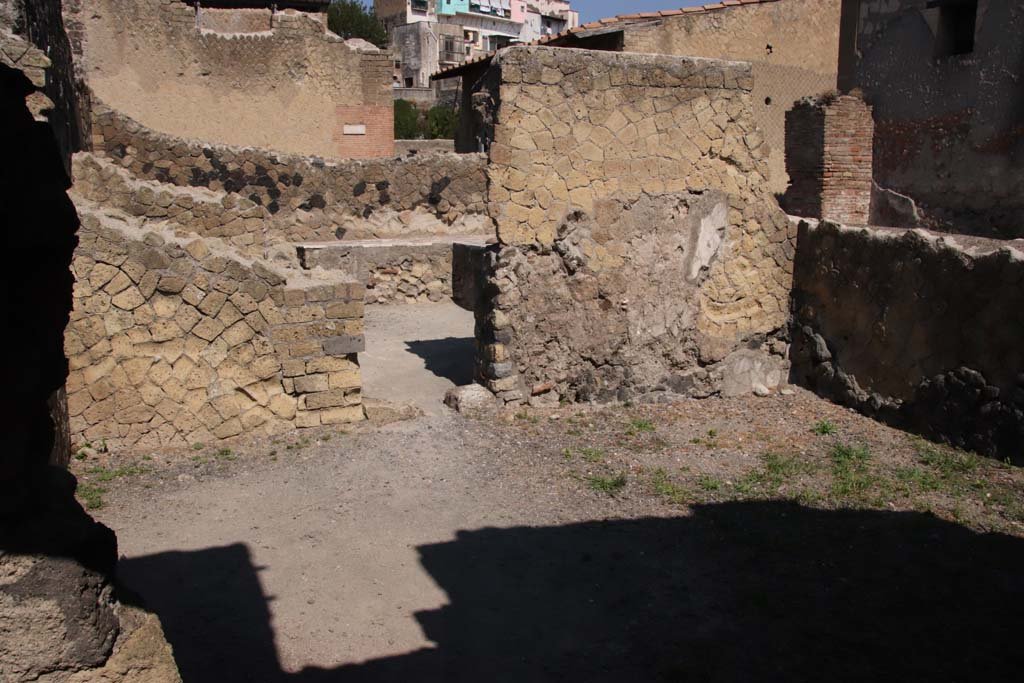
[930,0,977,57]
[405,77,414,87]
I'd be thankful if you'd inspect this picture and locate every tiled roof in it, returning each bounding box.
[431,0,782,79]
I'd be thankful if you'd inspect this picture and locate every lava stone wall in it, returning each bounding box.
[791,220,1024,462]
[474,47,794,405]
[90,102,490,241]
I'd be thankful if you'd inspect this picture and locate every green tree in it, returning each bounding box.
[426,105,458,140]
[394,99,420,139]
[327,0,387,49]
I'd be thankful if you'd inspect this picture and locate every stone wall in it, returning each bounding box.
[473,47,794,405]
[67,207,366,450]
[90,102,490,241]
[618,0,842,193]
[782,94,873,225]
[395,139,456,155]
[197,7,273,33]
[73,0,393,159]
[73,153,271,257]
[299,237,488,305]
[791,220,1024,463]
[844,0,1023,238]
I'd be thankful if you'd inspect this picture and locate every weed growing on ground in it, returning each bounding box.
[812,419,838,436]
[562,448,574,461]
[697,474,723,492]
[579,447,604,463]
[515,410,540,424]
[830,443,875,498]
[690,429,719,448]
[651,468,687,504]
[78,483,106,510]
[214,448,235,461]
[85,464,148,482]
[588,473,627,495]
[626,419,656,436]
[915,439,979,477]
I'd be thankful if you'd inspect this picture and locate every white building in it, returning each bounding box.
[376,0,578,88]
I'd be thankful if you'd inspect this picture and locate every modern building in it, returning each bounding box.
[378,0,577,90]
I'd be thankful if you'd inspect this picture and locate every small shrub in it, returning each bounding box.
[215,448,235,461]
[86,464,147,482]
[394,99,420,140]
[812,419,837,436]
[426,105,458,139]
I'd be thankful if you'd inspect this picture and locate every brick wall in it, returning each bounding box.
[782,94,872,225]
[335,104,395,160]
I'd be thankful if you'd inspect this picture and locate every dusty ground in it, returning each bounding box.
[72,305,1024,682]
[360,302,474,416]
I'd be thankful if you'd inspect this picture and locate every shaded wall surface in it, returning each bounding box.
[0,3,126,680]
[850,0,1024,238]
[791,220,1024,463]
[74,0,393,159]
[472,47,794,405]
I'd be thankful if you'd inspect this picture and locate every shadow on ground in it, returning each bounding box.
[118,502,1024,683]
[404,337,475,386]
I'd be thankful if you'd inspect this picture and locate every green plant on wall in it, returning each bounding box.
[426,106,458,140]
[394,99,420,140]
[327,0,387,49]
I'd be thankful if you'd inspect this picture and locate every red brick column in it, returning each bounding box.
[783,94,873,225]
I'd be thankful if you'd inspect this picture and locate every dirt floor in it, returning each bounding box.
[72,307,1024,682]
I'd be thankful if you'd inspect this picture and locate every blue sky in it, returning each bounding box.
[577,1,705,24]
